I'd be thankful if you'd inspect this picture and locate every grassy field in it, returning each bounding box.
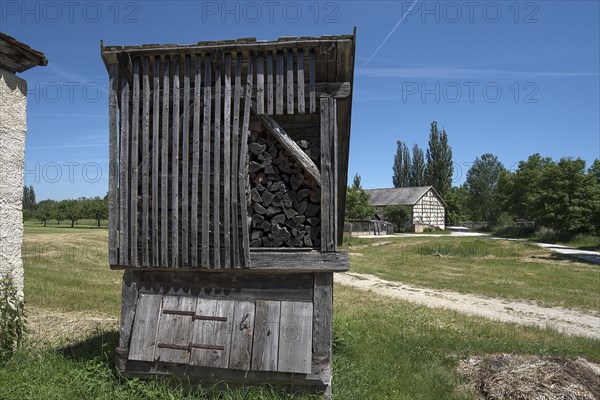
[344,235,600,312]
[0,225,598,399]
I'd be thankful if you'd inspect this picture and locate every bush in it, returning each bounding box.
[0,274,26,363]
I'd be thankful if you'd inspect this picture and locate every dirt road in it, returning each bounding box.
[336,272,600,339]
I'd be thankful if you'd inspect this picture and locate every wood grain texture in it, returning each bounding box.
[130,57,140,266]
[297,49,305,114]
[312,272,333,382]
[119,270,139,350]
[160,57,170,266]
[190,299,234,368]
[286,50,294,114]
[251,300,280,371]
[128,292,161,362]
[181,55,191,266]
[201,55,212,267]
[154,295,196,364]
[171,56,180,267]
[266,52,273,115]
[309,51,316,113]
[213,62,222,268]
[222,54,232,268]
[276,52,283,114]
[231,53,242,268]
[141,57,150,266]
[191,55,202,266]
[256,53,264,114]
[278,301,313,374]
[228,301,255,370]
[108,63,118,265]
[152,57,160,266]
[320,97,336,251]
[239,54,253,268]
[119,75,130,265]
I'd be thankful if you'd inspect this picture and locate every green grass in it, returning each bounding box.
[344,236,600,312]
[493,226,600,251]
[2,226,599,399]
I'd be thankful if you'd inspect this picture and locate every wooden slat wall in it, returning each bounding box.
[108,47,335,268]
[112,53,258,269]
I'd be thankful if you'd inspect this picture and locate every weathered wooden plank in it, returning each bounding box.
[222,54,232,268]
[171,57,180,267]
[251,300,280,371]
[312,272,333,382]
[201,55,212,267]
[152,57,160,266]
[309,51,316,113]
[239,53,253,267]
[286,50,294,114]
[253,110,321,187]
[256,53,264,114]
[278,301,313,374]
[190,299,234,368]
[231,53,242,269]
[136,271,314,302]
[181,56,191,267]
[128,292,161,362]
[297,49,305,114]
[141,57,150,266]
[119,270,138,350]
[320,97,335,251]
[331,98,338,252]
[213,62,222,269]
[266,52,273,115]
[154,295,195,364]
[108,63,118,265]
[249,250,348,271]
[191,55,202,266]
[228,301,255,370]
[275,52,283,114]
[160,57,170,266]
[130,57,140,266]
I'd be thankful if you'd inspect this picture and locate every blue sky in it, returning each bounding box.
[2,0,599,200]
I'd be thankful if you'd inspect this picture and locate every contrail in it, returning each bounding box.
[362,0,419,69]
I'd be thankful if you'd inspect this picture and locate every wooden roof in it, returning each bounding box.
[0,33,47,73]
[366,186,447,208]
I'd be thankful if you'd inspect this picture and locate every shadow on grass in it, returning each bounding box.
[60,329,119,366]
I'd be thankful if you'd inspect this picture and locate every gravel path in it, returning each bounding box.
[335,272,600,339]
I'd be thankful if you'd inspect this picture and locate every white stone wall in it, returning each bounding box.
[0,67,27,297]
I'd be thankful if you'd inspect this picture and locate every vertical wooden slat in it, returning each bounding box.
[141,57,150,266]
[278,301,313,374]
[108,63,118,265]
[152,57,160,266]
[286,50,294,114]
[275,52,283,114]
[201,54,212,268]
[154,296,195,364]
[331,98,338,250]
[213,61,222,269]
[128,293,161,361]
[239,53,253,267]
[297,49,305,114]
[231,53,242,269]
[256,53,264,114]
[228,300,255,370]
[190,299,234,368]
[191,55,201,266]
[130,58,140,266]
[320,96,336,251]
[266,52,273,115]
[309,51,316,113]
[160,57,170,266]
[171,57,180,267]
[182,56,191,267]
[312,272,333,382]
[251,300,280,371]
[223,54,232,268]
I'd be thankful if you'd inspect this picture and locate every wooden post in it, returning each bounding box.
[108,63,118,266]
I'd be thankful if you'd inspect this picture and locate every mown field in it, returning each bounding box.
[0,225,598,399]
[345,235,600,313]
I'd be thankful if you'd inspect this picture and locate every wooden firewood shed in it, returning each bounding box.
[100,31,355,396]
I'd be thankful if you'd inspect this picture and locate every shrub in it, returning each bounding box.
[0,273,26,363]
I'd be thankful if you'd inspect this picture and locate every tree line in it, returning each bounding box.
[22,186,108,228]
[393,121,453,198]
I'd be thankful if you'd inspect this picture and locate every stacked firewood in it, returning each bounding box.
[248,132,321,248]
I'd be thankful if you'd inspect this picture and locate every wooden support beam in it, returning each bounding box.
[152,57,160,267]
[213,61,222,268]
[239,54,253,267]
[252,107,322,187]
[182,56,191,266]
[201,54,212,267]
[108,63,118,265]
[312,272,333,390]
[320,96,336,251]
[223,54,232,268]
[141,57,150,267]
[119,73,130,265]
[191,55,201,266]
[160,57,170,266]
[231,53,242,269]
[171,56,180,267]
[130,57,140,266]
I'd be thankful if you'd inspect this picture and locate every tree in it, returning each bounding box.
[22,185,36,211]
[345,174,375,222]
[383,205,410,232]
[425,121,453,197]
[392,141,411,188]
[464,153,506,224]
[588,159,600,183]
[410,144,425,186]
[82,197,108,228]
[60,199,82,228]
[445,186,469,225]
[35,200,55,227]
